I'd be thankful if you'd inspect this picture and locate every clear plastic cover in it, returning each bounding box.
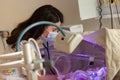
[48,40,107,80]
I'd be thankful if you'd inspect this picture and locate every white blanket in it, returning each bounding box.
[83,28,120,80]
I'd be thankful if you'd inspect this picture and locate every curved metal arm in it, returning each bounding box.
[16,21,65,51]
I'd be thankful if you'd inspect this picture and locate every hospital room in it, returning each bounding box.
[0,0,120,80]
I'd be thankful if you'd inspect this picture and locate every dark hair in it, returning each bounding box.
[6,5,64,48]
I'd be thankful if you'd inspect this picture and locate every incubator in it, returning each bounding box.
[48,39,107,80]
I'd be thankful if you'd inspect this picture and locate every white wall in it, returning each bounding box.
[0,0,119,32]
[0,0,80,32]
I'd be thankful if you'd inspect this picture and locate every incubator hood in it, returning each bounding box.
[53,27,120,80]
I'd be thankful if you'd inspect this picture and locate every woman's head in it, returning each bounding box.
[31,5,63,24]
[7,4,64,48]
[26,5,64,38]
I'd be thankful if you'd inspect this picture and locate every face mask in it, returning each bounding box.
[46,32,58,41]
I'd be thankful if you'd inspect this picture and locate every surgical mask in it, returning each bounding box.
[46,32,58,41]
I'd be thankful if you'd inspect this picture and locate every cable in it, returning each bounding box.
[98,0,103,29]
[109,0,114,29]
[40,36,51,60]
[28,38,47,77]
[28,38,42,59]
[115,0,120,24]
[53,66,64,80]
[71,70,90,80]
[37,69,46,77]
[42,42,51,60]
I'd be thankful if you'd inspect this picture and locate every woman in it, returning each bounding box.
[6,4,63,49]
[4,4,64,80]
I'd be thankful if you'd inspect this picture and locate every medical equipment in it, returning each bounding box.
[0,21,83,80]
[54,30,83,53]
[0,30,9,51]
